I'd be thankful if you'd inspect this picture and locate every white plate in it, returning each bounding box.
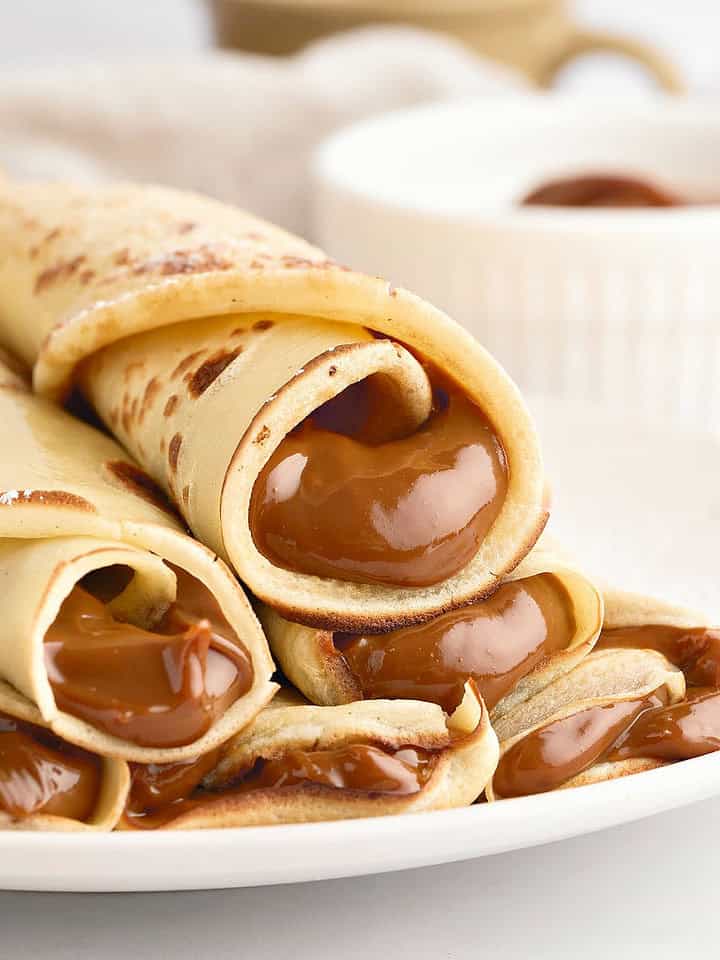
[1,400,719,892]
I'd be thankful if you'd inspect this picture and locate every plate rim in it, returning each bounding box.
[2,751,720,892]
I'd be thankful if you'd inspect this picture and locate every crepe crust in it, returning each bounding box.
[261,541,604,720]
[486,648,686,801]
[0,681,130,832]
[601,586,710,631]
[0,356,277,762]
[122,684,500,829]
[0,180,547,630]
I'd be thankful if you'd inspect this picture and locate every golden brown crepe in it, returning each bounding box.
[0,354,276,763]
[486,648,685,800]
[261,540,603,719]
[121,683,498,829]
[0,180,547,631]
[0,681,129,832]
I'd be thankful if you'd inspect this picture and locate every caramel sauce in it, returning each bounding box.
[494,624,720,798]
[250,373,508,588]
[596,625,720,688]
[522,174,681,208]
[44,568,254,748]
[607,688,720,763]
[0,712,101,821]
[494,694,664,798]
[125,742,436,828]
[126,749,222,818]
[335,574,575,713]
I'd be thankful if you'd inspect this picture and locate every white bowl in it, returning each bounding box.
[313,95,720,429]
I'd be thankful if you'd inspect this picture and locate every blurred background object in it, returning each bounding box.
[0,28,524,232]
[313,96,720,429]
[207,0,681,90]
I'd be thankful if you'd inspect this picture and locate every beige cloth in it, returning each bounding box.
[0,28,522,235]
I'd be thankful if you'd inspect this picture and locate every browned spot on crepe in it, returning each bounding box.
[177,221,197,235]
[252,320,274,332]
[168,433,183,472]
[35,255,86,293]
[187,349,242,398]
[124,360,146,383]
[0,490,96,511]
[114,248,131,266]
[131,246,234,277]
[104,461,176,516]
[230,327,246,337]
[121,397,132,435]
[139,377,162,422]
[163,394,179,417]
[79,269,95,285]
[172,351,206,380]
[253,425,270,445]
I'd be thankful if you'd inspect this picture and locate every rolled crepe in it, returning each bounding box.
[121,683,498,829]
[0,355,276,762]
[0,180,547,631]
[261,541,603,719]
[486,648,686,800]
[0,680,129,831]
[592,587,720,765]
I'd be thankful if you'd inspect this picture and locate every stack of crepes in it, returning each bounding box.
[0,179,717,831]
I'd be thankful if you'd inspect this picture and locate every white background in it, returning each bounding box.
[1,3,719,956]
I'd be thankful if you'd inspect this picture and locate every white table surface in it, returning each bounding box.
[1,3,719,954]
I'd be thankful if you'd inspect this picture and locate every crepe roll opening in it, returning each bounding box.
[43,562,255,750]
[249,361,508,590]
[333,573,575,713]
[488,648,688,800]
[261,563,602,717]
[493,692,668,798]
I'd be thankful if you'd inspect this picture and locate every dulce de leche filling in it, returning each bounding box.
[335,574,576,713]
[44,567,254,749]
[495,622,720,798]
[596,625,720,688]
[0,712,101,821]
[605,688,720,763]
[250,371,508,588]
[493,693,666,798]
[125,742,437,828]
[522,174,681,208]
